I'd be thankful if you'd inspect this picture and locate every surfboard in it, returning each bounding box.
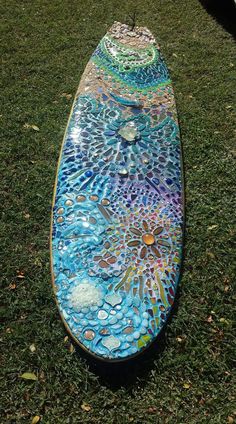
[50,22,184,361]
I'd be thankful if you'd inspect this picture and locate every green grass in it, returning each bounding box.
[1,0,235,423]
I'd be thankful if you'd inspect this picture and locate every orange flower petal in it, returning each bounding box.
[130,227,142,236]
[127,240,140,247]
[154,227,163,235]
[151,246,161,258]
[140,246,147,259]
[157,240,170,247]
[142,220,149,231]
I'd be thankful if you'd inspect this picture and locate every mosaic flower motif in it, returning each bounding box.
[127,220,170,259]
[90,202,174,286]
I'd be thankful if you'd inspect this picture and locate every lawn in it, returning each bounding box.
[1,0,235,423]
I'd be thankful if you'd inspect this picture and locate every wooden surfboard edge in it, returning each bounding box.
[49,21,185,362]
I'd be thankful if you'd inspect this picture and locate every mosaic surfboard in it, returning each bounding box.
[51,22,184,361]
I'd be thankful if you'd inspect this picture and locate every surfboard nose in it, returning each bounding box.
[107,21,156,47]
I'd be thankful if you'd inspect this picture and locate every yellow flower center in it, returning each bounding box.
[142,233,155,246]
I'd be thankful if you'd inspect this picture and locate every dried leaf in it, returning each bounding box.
[206,251,215,259]
[223,276,230,284]
[69,343,75,353]
[20,372,38,381]
[61,92,72,100]
[24,213,30,219]
[39,371,46,382]
[206,315,213,323]
[81,402,91,412]
[31,125,40,131]
[207,224,218,230]
[29,344,36,353]
[219,318,230,325]
[227,417,234,424]
[176,335,186,343]
[9,282,16,290]
[183,383,191,389]
[31,416,41,424]
[147,407,157,414]
[23,123,40,131]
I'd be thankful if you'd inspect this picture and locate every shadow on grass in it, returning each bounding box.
[73,285,183,391]
[199,0,236,39]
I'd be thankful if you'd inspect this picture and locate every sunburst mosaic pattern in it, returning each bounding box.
[51,22,183,360]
